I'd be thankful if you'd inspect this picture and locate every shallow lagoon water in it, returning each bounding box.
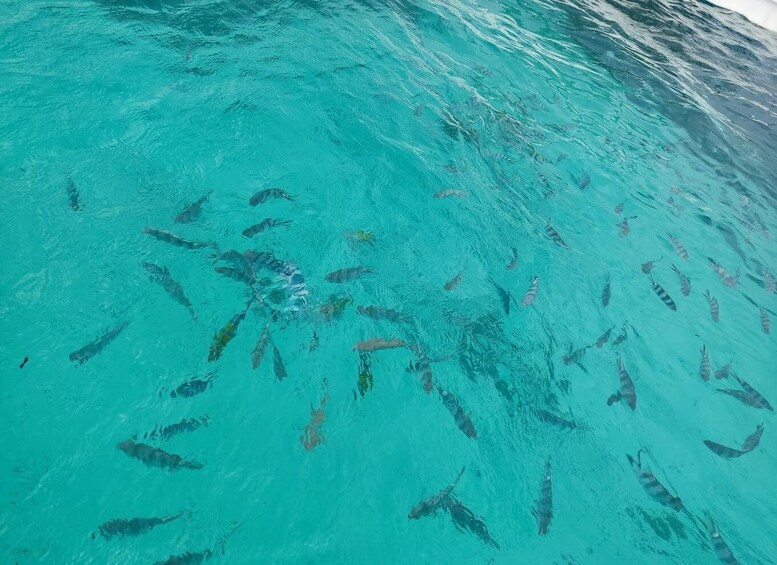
[1,0,776,563]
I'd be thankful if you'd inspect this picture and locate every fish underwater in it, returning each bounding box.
[174,190,212,223]
[145,417,209,442]
[506,247,519,270]
[703,516,740,565]
[93,511,184,539]
[353,338,412,353]
[704,290,720,322]
[607,355,637,410]
[66,177,80,210]
[717,374,773,411]
[408,467,465,520]
[545,221,568,248]
[699,346,710,382]
[144,227,212,249]
[488,277,515,315]
[649,276,677,311]
[69,322,129,366]
[704,424,764,459]
[168,372,215,399]
[437,386,477,439]
[356,305,410,323]
[533,408,580,430]
[522,275,540,306]
[249,188,294,206]
[668,233,688,260]
[601,273,611,306]
[444,268,465,291]
[208,298,254,361]
[671,264,691,296]
[626,450,683,511]
[325,266,373,283]
[301,379,328,450]
[242,218,293,237]
[117,440,203,471]
[533,458,553,535]
[641,256,662,273]
[595,326,614,348]
[143,262,196,318]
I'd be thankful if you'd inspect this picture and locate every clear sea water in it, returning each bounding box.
[1,0,776,563]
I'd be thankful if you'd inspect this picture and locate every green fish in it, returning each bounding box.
[208,299,253,362]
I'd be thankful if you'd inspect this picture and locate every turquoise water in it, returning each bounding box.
[2,0,776,563]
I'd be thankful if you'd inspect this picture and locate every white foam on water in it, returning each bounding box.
[707,0,777,32]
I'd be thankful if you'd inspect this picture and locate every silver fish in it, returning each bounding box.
[704,290,720,322]
[242,218,293,238]
[522,275,540,306]
[69,322,129,366]
[649,276,676,311]
[533,458,553,535]
[249,188,294,206]
[671,264,690,296]
[174,190,212,223]
[602,273,611,306]
[626,450,683,511]
[699,346,710,382]
[759,306,770,334]
[765,271,776,294]
[607,355,636,410]
[545,221,568,248]
[668,234,688,260]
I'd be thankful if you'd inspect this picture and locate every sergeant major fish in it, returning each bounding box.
[704,290,720,322]
[249,188,294,206]
[174,190,212,223]
[408,467,465,520]
[69,322,129,366]
[143,262,196,318]
[649,276,677,311]
[607,355,637,410]
[668,234,688,260]
[561,343,590,367]
[271,342,287,380]
[759,306,770,334]
[144,227,212,250]
[595,326,614,348]
[117,440,203,471]
[208,298,253,362]
[612,324,629,346]
[715,362,732,380]
[242,218,293,238]
[145,417,209,442]
[704,423,764,459]
[409,349,434,393]
[522,275,540,306]
[251,321,272,370]
[448,497,500,548]
[93,511,184,539]
[325,266,373,283]
[545,221,568,248]
[444,268,464,291]
[717,374,773,411]
[671,264,691,296]
[704,516,740,565]
[66,177,80,211]
[438,387,477,439]
[356,305,410,323]
[626,450,683,511]
[602,273,611,306]
[534,409,579,430]
[700,346,710,382]
[533,458,553,535]
[168,372,214,399]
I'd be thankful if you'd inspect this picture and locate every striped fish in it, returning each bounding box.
[612,324,629,346]
[66,177,80,211]
[545,221,568,248]
[522,275,540,306]
[438,387,477,439]
[447,497,500,548]
[760,306,770,334]
[699,346,710,382]
[668,234,688,260]
[649,276,677,311]
[144,227,212,249]
[703,440,748,459]
[627,450,683,511]
[717,375,773,411]
[534,409,579,430]
[251,322,271,370]
[704,517,740,565]
[208,299,253,362]
[602,273,611,307]
[715,362,732,380]
[242,218,293,237]
[69,322,129,366]
[214,266,255,286]
[143,262,196,318]
[174,190,212,223]
[249,188,293,206]
[408,467,465,519]
[607,355,636,410]
[595,326,614,348]
[272,342,287,380]
[533,459,553,535]
[326,266,374,283]
[410,350,434,393]
[704,290,720,322]
[671,264,691,296]
[741,423,764,452]
[765,271,776,294]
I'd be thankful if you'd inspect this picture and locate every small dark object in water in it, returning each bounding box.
[19,356,29,369]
